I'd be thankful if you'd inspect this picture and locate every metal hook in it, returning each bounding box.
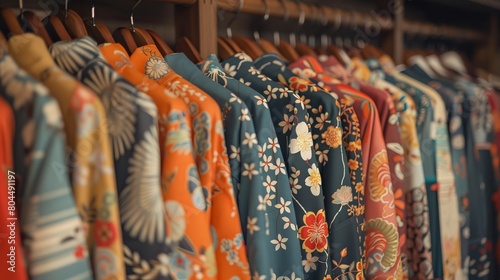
[65,0,68,18]
[130,0,142,33]
[254,0,269,42]
[294,0,305,46]
[226,0,244,38]
[18,0,24,19]
[91,0,96,26]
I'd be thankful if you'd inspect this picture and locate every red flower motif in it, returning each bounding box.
[70,86,95,112]
[94,220,117,247]
[298,210,328,253]
[74,245,86,259]
[288,76,311,92]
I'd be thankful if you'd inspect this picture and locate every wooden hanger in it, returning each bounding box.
[221,37,242,53]
[278,40,300,62]
[148,29,174,56]
[327,44,346,67]
[295,42,317,57]
[85,20,114,44]
[176,36,202,63]
[131,26,154,47]
[19,11,53,46]
[57,9,88,38]
[84,0,114,44]
[232,35,264,60]
[259,38,286,59]
[113,27,137,55]
[44,15,72,42]
[0,8,23,38]
[217,37,235,60]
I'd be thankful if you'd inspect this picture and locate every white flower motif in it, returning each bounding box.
[265,193,276,206]
[289,177,302,194]
[268,137,280,153]
[263,175,277,193]
[239,108,251,121]
[243,132,258,148]
[239,78,251,86]
[229,145,240,161]
[252,271,266,280]
[261,154,273,172]
[275,197,291,214]
[254,95,269,109]
[242,163,259,180]
[305,164,322,196]
[316,148,329,164]
[229,94,242,104]
[248,67,259,75]
[224,64,237,76]
[270,158,286,175]
[145,57,169,80]
[247,217,260,235]
[302,252,318,272]
[279,114,294,134]
[278,88,289,98]
[264,85,278,101]
[289,122,313,161]
[282,216,297,231]
[270,234,288,251]
[258,143,267,158]
[257,74,268,81]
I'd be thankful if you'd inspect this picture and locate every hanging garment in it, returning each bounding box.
[220,53,332,279]
[3,36,94,279]
[366,58,444,279]
[455,79,497,280]
[263,54,367,279]
[133,49,251,279]
[328,55,433,279]
[402,64,470,278]
[197,54,305,279]
[49,37,168,279]
[0,96,28,280]
[289,55,409,279]
[100,42,218,280]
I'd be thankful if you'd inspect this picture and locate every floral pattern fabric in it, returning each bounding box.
[338,56,433,279]
[220,53,331,279]
[312,55,409,278]
[100,43,217,280]
[286,56,369,279]
[455,79,497,280]
[402,64,471,278]
[49,37,167,279]
[141,51,251,279]
[197,54,304,279]
[365,58,445,279]
[2,37,94,279]
[0,96,28,280]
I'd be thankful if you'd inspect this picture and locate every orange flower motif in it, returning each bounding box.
[368,150,391,202]
[288,76,311,92]
[355,182,364,195]
[348,159,359,170]
[323,276,332,280]
[298,210,329,253]
[322,126,342,148]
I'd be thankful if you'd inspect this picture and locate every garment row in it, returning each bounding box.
[0,33,499,280]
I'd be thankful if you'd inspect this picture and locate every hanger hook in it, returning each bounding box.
[91,0,96,26]
[130,0,142,33]
[295,0,305,26]
[65,0,68,18]
[279,0,289,22]
[18,0,24,19]
[254,0,269,42]
[226,0,244,38]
